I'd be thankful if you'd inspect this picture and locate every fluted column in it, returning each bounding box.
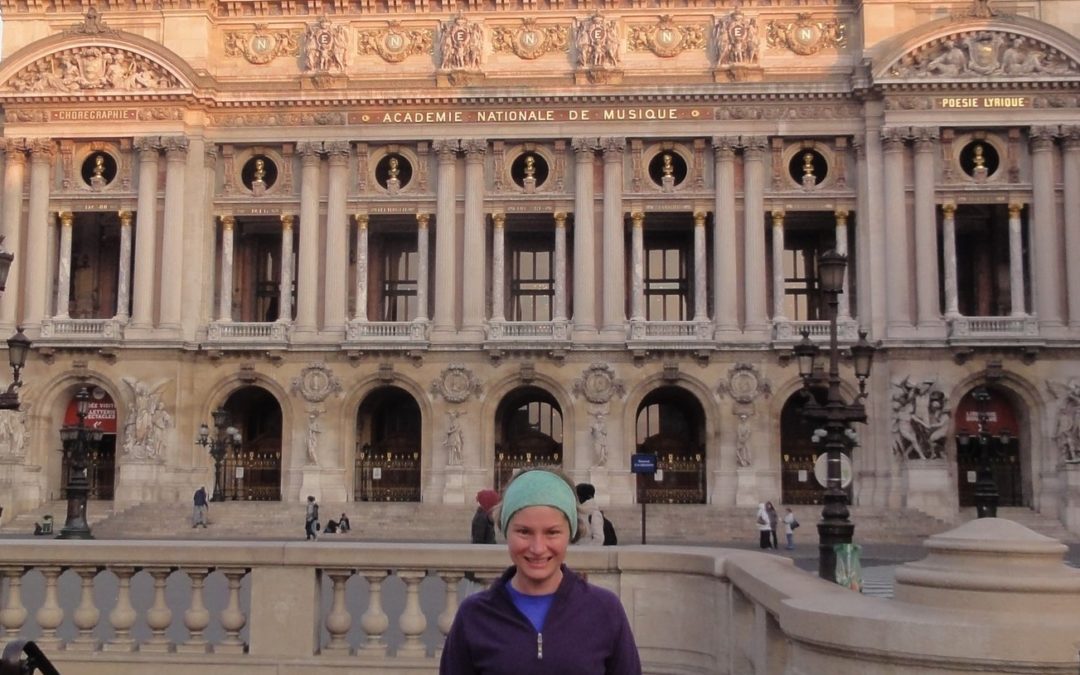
[553,212,568,321]
[941,203,960,317]
[1030,128,1063,328]
[770,209,786,321]
[116,211,133,321]
[490,213,506,321]
[131,137,160,329]
[159,137,188,330]
[572,138,597,334]
[601,137,626,333]
[217,216,235,321]
[462,140,487,333]
[1064,131,1080,327]
[630,211,645,321]
[55,211,74,318]
[295,142,321,333]
[835,210,851,318]
[23,141,55,330]
[0,144,26,328]
[693,210,707,322]
[1008,203,1027,316]
[743,137,768,331]
[433,141,458,333]
[323,142,349,332]
[713,137,738,333]
[913,130,941,327]
[882,129,912,330]
[416,213,430,321]
[353,214,368,321]
[280,214,295,322]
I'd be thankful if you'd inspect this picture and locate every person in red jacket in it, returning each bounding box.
[440,468,641,674]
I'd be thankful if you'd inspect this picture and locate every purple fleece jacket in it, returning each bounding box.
[439,564,642,675]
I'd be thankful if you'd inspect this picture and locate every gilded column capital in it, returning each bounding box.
[354,213,368,229]
[281,213,295,230]
[834,209,849,225]
[119,210,133,226]
[220,214,236,230]
[942,202,957,216]
[554,212,568,227]
[59,211,74,228]
[693,211,707,226]
[491,212,506,228]
[630,211,645,227]
[770,209,785,226]
[416,212,431,228]
[1008,202,1024,218]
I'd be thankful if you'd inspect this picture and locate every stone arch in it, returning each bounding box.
[479,371,575,475]
[870,15,1080,80]
[341,372,434,481]
[349,377,430,502]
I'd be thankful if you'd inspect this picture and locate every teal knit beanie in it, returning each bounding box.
[499,470,578,538]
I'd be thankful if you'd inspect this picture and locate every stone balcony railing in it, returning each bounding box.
[37,318,125,346]
[947,314,1040,340]
[627,319,715,350]
[484,320,571,350]
[1,521,1076,674]
[205,320,290,347]
[773,318,860,343]
[344,320,430,350]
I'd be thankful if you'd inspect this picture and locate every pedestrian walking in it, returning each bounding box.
[440,468,642,675]
[765,502,779,549]
[756,503,772,549]
[192,486,209,528]
[304,495,320,540]
[471,488,499,544]
[783,507,799,550]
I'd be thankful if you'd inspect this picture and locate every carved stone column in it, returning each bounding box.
[353,214,367,321]
[713,137,738,334]
[693,210,707,322]
[1030,128,1063,328]
[116,210,133,322]
[433,140,458,334]
[280,214,295,322]
[131,137,160,329]
[770,209,786,321]
[835,209,851,319]
[160,136,188,330]
[55,211,74,319]
[491,212,505,322]
[324,142,350,333]
[882,129,912,331]
[629,211,644,321]
[462,140,487,334]
[0,144,26,328]
[743,137,768,332]
[24,141,55,331]
[572,138,597,335]
[1008,203,1027,316]
[941,203,960,318]
[218,215,236,322]
[295,142,321,334]
[1064,131,1080,328]
[601,137,626,334]
[913,130,942,328]
[416,213,430,321]
[554,212,568,322]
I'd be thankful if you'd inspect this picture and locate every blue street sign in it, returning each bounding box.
[631,453,657,474]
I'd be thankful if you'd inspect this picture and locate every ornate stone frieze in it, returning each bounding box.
[431,364,482,403]
[888,31,1077,78]
[209,111,346,127]
[304,17,350,72]
[224,25,302,65]
[5,47,181,93]
[572,363,625,405]
[291,363,343,404]
[714,9,761,66]
[440,14,484,71]
[714,101,860,120]
[717,363,771,404]
[357,22,433,63]
[574,12,621,78]
[765,13,846,56]
[891,377,950,461]
[1049,379,1080,463]
[492,19,569,60]
[628,16,705,58]
[0,409,28,459]
[121,378,173,462]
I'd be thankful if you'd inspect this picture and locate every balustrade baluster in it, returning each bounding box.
[358,570,390,655]
[0,566,28,647]
[323,568,353,654]
[69,566,101,651]
[104,566,138,652]
[436,571,463,654]
[33,567,64,652]
[179,567,211,653]
[217,568,248,654]
[143,567,174,653]
[396,570,427,656]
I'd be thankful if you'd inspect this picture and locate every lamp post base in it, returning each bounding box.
[817,488,854,582]
[57,487,93,539]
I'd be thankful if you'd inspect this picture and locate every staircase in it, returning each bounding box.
[0,499,120,534]
[960,506,1079,543]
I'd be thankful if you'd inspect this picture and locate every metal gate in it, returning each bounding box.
[355,440,421,502]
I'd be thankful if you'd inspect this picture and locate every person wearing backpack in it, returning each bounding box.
[575,483,605,546]
[304,495,320,541]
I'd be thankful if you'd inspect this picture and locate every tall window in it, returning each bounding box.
[380,235,418,321]
[953,205,1021,317]
[782,229,835,321]
[644,234,689,321]
[509,234,554,321]
[235,222,285,322]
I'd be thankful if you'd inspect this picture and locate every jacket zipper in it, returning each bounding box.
[537,632,543,660]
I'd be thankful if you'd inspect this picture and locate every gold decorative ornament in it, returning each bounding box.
[358,22,433,63]
[766,13,846,56]
[491,19,569,60]
[224,25,301,65]
[628,15,706,58]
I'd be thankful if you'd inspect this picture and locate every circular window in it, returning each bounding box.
[511,152,549,188]
[376,154,412,190]
[81,152,117,187]
[788,149,828,187]
[648,152,687,187]
[960,141,999,178]
[242,155,278,191]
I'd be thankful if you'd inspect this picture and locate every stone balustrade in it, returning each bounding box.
[0,525,1076,674]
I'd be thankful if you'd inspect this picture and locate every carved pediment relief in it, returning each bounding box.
[491,19,570,60]
[885,30,1079,79]
[627,16,706,58]
[357,22,434,63]
[4,46,183,94]
[224,25,302,65]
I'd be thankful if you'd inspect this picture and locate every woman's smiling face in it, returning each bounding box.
[506,505,570,595]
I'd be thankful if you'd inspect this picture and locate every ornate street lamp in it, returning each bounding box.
[57,387,103,539]
[794,250,875,582]
[0,326,30,411]
[956,387,1011,519]
[196,407,242,502]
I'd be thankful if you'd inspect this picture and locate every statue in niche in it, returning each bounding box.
[444,409,465,465]
[589,410,609,467]
[661,153,674,178]
[891,377,950,460]
[0,409,27,458]
[386,156,401,192]
[122,378,171,460]
[1049,379,1080,462]
[304,17,349,72]
[90,154,107,189]
[251,157,267,195]
[440,15,483,71]
[306,408,322,466]
[575,13,620,69]
[715,9,759,66]
[735,412,753,467]
[524,155,536,179]
[802,151,816,187]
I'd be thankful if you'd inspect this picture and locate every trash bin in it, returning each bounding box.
[834,543,863,592]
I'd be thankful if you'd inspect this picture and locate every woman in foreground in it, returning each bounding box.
[440,468,642,675]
